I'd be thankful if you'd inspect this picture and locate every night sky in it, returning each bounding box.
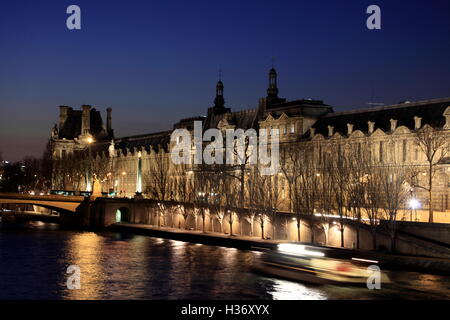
[0,0,449,161]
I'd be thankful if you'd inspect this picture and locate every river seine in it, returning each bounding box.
[0,222,449,300]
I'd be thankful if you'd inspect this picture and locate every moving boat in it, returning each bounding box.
[254,243,390,286]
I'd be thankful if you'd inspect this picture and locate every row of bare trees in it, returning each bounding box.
[278,124,448,251]
[414,126,449,222]
[53,145,112,192]
[130,125,447,252]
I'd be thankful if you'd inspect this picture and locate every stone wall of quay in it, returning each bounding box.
[78,198,450,259]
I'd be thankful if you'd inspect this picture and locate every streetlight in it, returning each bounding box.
[196,192,208,232]
[408,198,420,222]
[136,151,142,195]
[120,171,127,197]
[85,137,94,193]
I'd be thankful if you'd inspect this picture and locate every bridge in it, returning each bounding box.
[0,193,85,214]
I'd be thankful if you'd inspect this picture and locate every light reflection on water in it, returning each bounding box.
[269,279,327,300]
[64,232,103,300]
[0,222,449,300]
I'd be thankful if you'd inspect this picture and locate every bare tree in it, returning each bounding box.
[40,141,53,192]
[194,169,210,233]
[144,149,171,200]
[237,207,252,236]
[206,170,225,233]
[345,142,371,249]
[246,166,267,239]
[327,142,352,247]
[222,131,257,209]
[172,164,195,229]
[285,143,319,243]
[299,144,320,243]
[315,146,335,244]
[378,165,410,252]
[414,126,449,222]
[21,156,42,193]
[53,150,86,191]
[91,153,111,192]
[365,167,383,250]
[280,143,301,240]
[260,173,283,240]
[144,148,171,227]
[221,172,238,235]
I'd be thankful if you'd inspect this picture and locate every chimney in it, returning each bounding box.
[390,119,398,131]
[368,121,375,134]
[414,116,422,130]
[106,108,112,133]
[310,127,315,138]
[81,105,91,135]
[444,106,450,129]
[327,125,334,137]
[59,106,70,131]
[347,123,354,136]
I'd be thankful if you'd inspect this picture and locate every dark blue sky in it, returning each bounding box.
[1,0,449,161]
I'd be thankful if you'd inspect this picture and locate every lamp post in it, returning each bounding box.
[121,171,127,197]
[85,137,94,193]
[197,191,207,232]
[106,172,112,196]
[408,197,420,222]
[136,151,142,196]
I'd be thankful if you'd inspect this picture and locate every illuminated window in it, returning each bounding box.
[290,124,295,134]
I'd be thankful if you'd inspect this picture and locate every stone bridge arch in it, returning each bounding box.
[0,197,82,215]
[115,207,131,223]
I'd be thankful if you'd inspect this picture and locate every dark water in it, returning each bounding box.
[0,222,449,300]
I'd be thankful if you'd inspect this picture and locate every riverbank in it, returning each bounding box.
[109,223,450,275]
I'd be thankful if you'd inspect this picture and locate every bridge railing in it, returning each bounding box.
[0,193,85,202]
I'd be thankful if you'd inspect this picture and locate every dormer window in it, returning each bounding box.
[327,125,334,137]
[368,121,375,134]
[347,123,354,135]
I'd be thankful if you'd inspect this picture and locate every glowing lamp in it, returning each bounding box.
[408,198,420,210]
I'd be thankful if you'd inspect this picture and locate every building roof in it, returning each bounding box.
[204,108,258,131]
[89,130,172,156]
[310,97,450,137]
[265,98,333,119]
[114,131,172,153]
